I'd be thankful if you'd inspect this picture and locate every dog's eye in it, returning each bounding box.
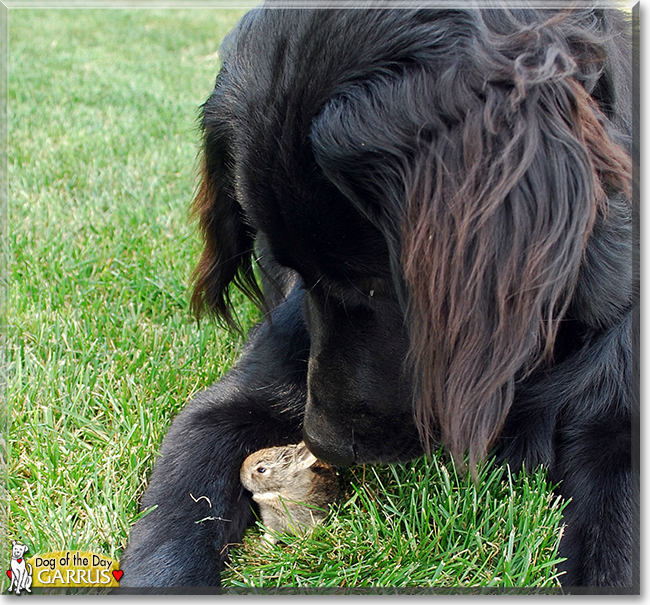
[256,466,267,473]
[356,279,374,295]
[355,278,386,298]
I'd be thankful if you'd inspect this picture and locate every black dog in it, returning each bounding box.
[120,5,637,589]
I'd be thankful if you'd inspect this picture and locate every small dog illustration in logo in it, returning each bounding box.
[7,541,32,595]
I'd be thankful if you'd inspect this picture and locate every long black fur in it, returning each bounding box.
[120,4,638,590]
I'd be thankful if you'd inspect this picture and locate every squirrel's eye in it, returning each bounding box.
[256,466,266,473]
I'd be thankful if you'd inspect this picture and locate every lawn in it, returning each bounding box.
[4,8,565,592]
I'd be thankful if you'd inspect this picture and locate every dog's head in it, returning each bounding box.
[192,8,631,468]
[11,541,29,560]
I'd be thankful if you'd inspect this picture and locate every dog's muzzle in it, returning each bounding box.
[302,405,356,467]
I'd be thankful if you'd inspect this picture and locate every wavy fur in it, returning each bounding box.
[122,5,637,589]
[400,14,632,468]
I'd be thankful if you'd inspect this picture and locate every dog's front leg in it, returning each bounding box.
[549,315,636,589]
[119,292,309,588]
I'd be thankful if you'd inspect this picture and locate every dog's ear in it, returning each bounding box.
[311,12,631,470]
[191,99,263,330]
[579,8,633,128]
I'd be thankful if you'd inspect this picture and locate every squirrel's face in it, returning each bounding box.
[241,454,286,492]
[240,447,297,493]
[240,442,318,494]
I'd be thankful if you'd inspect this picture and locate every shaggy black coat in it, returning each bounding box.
[120,4,638,591]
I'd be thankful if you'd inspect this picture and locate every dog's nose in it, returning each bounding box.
[302,428,355,467]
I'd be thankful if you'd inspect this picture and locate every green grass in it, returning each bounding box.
[223,457,566,591]
[4,6,254,586]
[5,8,565,592]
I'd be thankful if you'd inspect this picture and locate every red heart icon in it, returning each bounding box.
[6,570,11,579]
[112,570,123,582]
[17,559,22,564]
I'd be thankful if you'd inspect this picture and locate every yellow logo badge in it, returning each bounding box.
[26,551,121,588]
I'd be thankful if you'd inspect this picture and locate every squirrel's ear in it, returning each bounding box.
[294,442,318,470]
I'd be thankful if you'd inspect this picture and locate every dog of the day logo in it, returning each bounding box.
[7,542,32,595]
[6,543,122,591]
